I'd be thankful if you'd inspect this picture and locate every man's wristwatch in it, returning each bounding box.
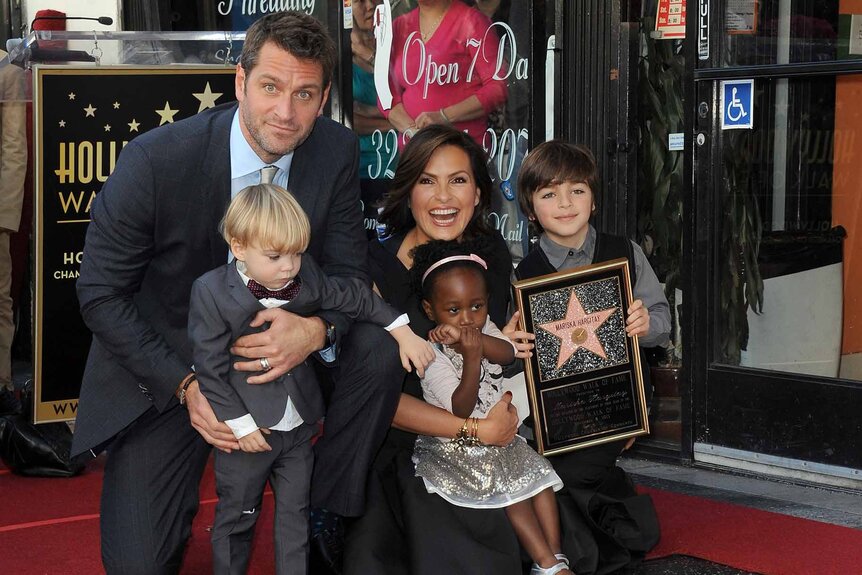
[178,376,196,406]
[324,321,336,349]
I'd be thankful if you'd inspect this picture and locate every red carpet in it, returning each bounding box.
[641,486,862,574]
[3,459,862,574]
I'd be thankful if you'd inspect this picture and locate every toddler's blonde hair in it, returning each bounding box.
[221,184,310,253]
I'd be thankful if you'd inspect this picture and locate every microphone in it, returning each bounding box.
[31,15,114,28]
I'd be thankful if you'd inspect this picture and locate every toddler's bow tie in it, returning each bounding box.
[247,278,302,301]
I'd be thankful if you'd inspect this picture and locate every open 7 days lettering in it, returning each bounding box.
[401,22,528,100]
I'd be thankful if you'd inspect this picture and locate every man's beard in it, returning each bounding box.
[241,104,314,159]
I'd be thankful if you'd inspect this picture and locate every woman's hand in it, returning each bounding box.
[502,311,535,359]
[415,109,448,128]
[387,103,417,134]
[626,299,650,338]
[477,391,519,446]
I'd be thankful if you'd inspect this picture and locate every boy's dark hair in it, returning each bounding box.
[410,237,492,301]
[517,140,600,233]
[377,124,494,239]
[240,11,336,87]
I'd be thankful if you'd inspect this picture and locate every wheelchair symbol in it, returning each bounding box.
[726,88,748,122]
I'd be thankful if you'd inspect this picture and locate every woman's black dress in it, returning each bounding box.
[343,232,659,575]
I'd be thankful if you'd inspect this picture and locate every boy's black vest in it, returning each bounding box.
[514,233,635,285]
[514,233,652,396]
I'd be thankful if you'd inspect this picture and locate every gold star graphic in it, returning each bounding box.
[128,119,140,132]
[104,124,111,132]
[68,92,75,100]
[537,290,617,369]
[155,102,179,125]
[58,120,66,127]
[113,101,121,109]
[192,82,223,113]
[84,104,97,117]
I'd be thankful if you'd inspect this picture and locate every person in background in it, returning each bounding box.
[351,0,398,238]
[0,51,27,415]
[382,0,507,146]
[515,140,670,574]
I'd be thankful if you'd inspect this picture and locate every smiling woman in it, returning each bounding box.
[345,124,525,573]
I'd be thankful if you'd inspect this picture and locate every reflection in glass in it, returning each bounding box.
[717,75,862,382]
[719,0,862,66]
[361,0,532,260]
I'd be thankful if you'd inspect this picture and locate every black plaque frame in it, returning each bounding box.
[512,258,649,456]
[33,65,237,423]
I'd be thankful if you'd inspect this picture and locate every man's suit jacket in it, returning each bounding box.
[72,103,365,458]
[188,257,400,428]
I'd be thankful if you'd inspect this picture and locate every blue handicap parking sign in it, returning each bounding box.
[721,79,754,130]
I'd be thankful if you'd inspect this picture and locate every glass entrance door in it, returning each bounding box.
[691,0,862,482]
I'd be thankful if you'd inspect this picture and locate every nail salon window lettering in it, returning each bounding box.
[217,0,315,17]
[367,129,398,179]
[366,21,529,180]
[488,210,525,243]
[401,22,526,99]
[484,126,528,184]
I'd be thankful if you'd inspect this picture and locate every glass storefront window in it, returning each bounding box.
[716,73,862,382]
[721,0,862,67]
[356,0,532,260]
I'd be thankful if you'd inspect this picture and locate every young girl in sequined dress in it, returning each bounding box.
[410,239,573,575]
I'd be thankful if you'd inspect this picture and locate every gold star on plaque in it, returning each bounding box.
[192,82,223,112]
[537,290,617,369]
[104,124,111,132]
[156,102,179,125]
[84,104,97,117]
[68,92,76,100]
[128,119,140,132]
[113,101,121,109]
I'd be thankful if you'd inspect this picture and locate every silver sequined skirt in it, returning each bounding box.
[413,435,563,509]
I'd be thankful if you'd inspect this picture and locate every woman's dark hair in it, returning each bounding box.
[240,11,337,87]
[378,125,494,239]
[410,237,492,301]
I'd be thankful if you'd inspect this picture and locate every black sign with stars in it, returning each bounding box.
[33,66,237,423]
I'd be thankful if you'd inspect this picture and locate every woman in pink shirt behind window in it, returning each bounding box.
[382,0,508,147]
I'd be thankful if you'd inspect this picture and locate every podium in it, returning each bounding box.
[5,31,240,423]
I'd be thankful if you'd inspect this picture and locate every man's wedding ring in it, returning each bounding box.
[260,357,271,371]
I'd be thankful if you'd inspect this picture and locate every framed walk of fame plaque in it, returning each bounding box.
[512,258,649,456]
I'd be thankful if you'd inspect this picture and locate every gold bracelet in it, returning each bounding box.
[452,417,470,446]
[439,107,452,124]
[472,417,483,446]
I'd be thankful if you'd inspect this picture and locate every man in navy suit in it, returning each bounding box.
[73,11,404,574]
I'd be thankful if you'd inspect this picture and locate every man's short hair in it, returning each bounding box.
[222,184,311,253]
[239,11,336,87]
[517,140,600,232]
